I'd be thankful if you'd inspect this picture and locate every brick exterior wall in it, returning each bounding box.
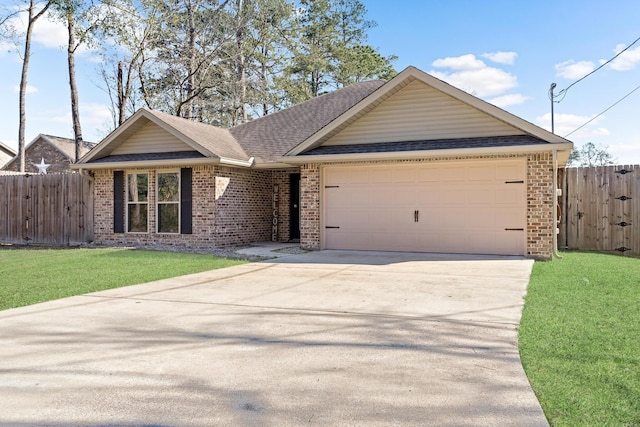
[299,153,556,259]
[3,138,71,173]
[94,165,217,247]
[93,165,303,249]
[300,163,321,250]
[526,152,555,260]
[213,166,273,246]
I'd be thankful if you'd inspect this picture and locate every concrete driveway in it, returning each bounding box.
[0,250,547,426]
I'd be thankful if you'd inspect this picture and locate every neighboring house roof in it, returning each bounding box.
[76,66,573,169]
[0,141,16,157]
[2,134,96,170]
[43,134,96,159]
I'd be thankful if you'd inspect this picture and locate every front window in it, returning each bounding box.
[127,173,148,232]
[157,172,180,233]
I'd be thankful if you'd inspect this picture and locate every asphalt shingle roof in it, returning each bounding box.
[301,135,547,156]
[43,135,96,159]
[144,110,250,160]
[89,151,205,164]
[230,80,386,162]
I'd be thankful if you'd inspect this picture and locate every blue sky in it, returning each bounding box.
[1,0,640,163]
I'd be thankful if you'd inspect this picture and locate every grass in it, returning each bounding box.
[0,247,247,311]
[519,252,640,426]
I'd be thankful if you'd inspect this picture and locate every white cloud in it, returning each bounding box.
[605,44,640,71]
[13,85,38,94]
[431,54,518,97]
[432,54,485,71]
[535,112,609,138]
[481,51,517,65]
[487,93,530,108]
[7,10,94,55]
[555,60,594,79]
[431,67,518,97]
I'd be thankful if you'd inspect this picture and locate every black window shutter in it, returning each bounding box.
[180,168,193,234]
[113,171,125,233]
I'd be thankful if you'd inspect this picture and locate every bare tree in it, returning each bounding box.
[17,0,54,172]
[567,142,617,167]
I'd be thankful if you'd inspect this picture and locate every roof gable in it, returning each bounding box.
[80,109,249,164]
[287,67,571,156]
[322,79,523,146]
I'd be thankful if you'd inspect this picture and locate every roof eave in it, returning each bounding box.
[70,157,220,170]
[278,142,574,166]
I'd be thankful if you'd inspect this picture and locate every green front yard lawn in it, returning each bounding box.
[0,247,246,311]
[520,252,640,426]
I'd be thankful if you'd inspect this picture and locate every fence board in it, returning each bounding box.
[563,164,639,256]
[0,173,93,245]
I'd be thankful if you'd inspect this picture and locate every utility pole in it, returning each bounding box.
[550,82,557,134]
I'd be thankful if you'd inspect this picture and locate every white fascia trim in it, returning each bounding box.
[219,156,255,167]
[278,143,574,164]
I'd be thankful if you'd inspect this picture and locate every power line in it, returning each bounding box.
[551,35,640,102]
[564,82,640,137]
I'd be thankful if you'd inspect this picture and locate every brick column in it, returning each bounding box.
[527,153,554,260]
[300,163,320,250]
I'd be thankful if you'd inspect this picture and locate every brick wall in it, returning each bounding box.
[300,163,321,250]
[93,165,217,247]
[214,166,273,246]
[526,152,554,260]
[299,154,556,259]
[3,138,71,173]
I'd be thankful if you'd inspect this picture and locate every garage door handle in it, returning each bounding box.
[325,226,340,229]
[414,210,419,222]
[505,228,524,231]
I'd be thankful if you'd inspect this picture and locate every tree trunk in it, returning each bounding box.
[18,1,51,172]
[117,61,126,125]
[67,11,83,162]
[261,45,268,117]
[236,0,246,124]
[185,0,196,119]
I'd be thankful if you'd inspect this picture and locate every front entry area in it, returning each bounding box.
[323,159,527,255]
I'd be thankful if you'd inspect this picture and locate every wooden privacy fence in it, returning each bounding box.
[560,164,639,256]
[0,173,93,245]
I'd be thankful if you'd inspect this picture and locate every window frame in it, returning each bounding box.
[156,170,181,234]
[126,171,149,234]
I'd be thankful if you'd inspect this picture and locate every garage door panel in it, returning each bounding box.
[467,166,496,181]
[323,160,526,256]
[415,168,443,182]
[495,164,526,180]
[439,166,467,182]
[393,168,417,183]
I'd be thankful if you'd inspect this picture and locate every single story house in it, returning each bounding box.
[2,134,95,174]
[0,141,16,169]
[74,66,573,259]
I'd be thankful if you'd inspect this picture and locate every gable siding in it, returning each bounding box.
[323,80,523,146]
[111,122,194,155]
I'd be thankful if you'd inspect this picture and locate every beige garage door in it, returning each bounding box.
[323,160,527,255]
